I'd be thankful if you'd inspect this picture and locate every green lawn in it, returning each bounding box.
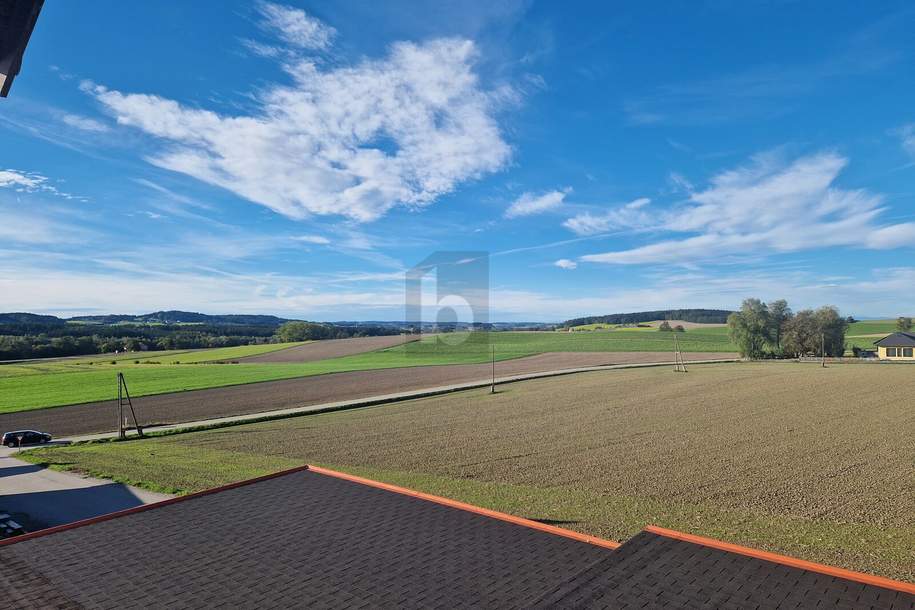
[21,362,914,582]
[0,353,484,413]
[0,331,736,413]
[847,319,900,336]
[135,342,308,364]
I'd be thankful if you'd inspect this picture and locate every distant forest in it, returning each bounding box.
[563,309,734,327]
[0,311,402,361]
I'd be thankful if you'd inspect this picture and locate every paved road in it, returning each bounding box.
[0,352,738,438]
[0,445,171,530]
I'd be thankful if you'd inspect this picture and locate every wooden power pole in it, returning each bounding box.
[117,373,143,439]
[490,344,496,393]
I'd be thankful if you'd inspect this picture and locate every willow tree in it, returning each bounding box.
[728,298,772,359]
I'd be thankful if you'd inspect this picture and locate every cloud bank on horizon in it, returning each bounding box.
[2,1,915,320]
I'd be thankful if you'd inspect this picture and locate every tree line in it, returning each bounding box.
[0,318,402,361]
[273,321,404,342]
[564,308,732,327]
[727,298,849,358]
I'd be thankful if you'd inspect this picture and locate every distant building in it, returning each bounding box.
[874,332,915,360]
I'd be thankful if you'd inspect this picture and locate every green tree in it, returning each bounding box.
[274,321,335,342]
[658,320,672,332]
[767,299,792,353]
[781,306,848,357]
[782,310,817,356]
[727,298,772,359]
[815,306,848,357]
[896,317,913,332]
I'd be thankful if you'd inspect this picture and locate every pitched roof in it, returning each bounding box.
[874,332,915,347]
[0,466,912,608]
[0,0,44,97]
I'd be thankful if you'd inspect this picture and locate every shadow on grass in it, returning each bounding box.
[528,518,579,526]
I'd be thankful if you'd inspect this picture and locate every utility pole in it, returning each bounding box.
[821,333,826,368]
[673,332,688,373]
[117,372,124,440]
[490,344,496,394]
[117,373,143,439]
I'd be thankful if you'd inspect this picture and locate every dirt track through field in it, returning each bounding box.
[236,335,417,363]
[0,351,736,437]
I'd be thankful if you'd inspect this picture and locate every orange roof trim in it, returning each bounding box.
[645,525,915,595]
[309,465,621,550]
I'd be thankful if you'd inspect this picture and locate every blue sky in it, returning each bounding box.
[2,1,914,321]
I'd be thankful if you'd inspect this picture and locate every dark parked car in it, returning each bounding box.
[2,430,52,448]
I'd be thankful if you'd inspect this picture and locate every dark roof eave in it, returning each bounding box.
[873,332,915,347]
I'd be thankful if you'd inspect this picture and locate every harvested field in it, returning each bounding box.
[237,335,415,363]
[24,362,915,581]
[0,352,736,436]
[1,331,738,412]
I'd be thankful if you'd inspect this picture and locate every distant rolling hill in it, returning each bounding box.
[67,310,291,326]
[564,309,734,327]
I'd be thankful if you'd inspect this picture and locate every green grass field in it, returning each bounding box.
[566,322,656,331]
[0,331,736,413]
[847,319,901,336]
[22,362,914,582]
[134,342,308,364]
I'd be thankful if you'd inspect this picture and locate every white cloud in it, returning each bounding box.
[554,258,577,270]
[896,123,915,159]
[0,169,86,200]
[505,188,569,218]
[563,197,652,235]
[89,24,511,223]
[581,151,915,265]
[0,169,44,189]
[0,209,94,244]
[292,234,330,245]
[668,172,693,193]
[256,2,336,51]
[485,267,915,321]
[61,113,110,133]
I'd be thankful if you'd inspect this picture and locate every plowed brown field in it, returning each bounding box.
[0,351,735,437]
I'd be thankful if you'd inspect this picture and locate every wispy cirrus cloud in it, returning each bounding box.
[562,197,651,235]
[0,169,87,201]
[895,123,915,160]
[504,188,569,218]
[61,113,110,133]
[581,151,915,265]
[624,40,896,125]
[553,258,577,270]
[0,169,45,190]
[86,5,513,223]
[292,234,330,245]
[255,1,336,51]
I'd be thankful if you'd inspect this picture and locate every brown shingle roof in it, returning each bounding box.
[1,466,912,608]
